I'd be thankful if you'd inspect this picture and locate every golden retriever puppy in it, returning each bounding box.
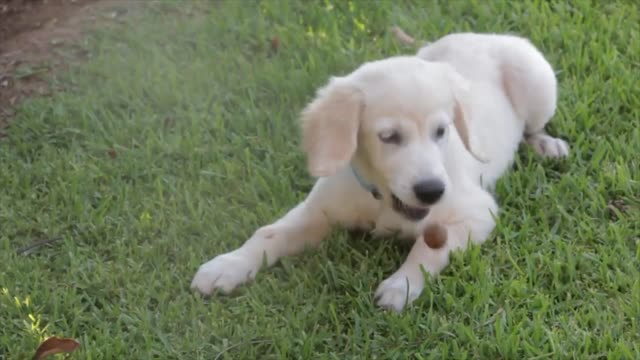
[191,32,569,312]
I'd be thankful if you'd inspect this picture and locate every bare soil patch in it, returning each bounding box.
[0,0,129,135]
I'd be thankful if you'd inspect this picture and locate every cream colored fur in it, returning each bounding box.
[191,32,569,312]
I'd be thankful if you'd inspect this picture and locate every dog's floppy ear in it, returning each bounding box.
[301,76,364,177]
[449,71,487,162]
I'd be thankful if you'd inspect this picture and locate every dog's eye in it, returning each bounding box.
[435,125,446,139]
[378,130,402,144]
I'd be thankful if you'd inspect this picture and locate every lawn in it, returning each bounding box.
[1,0,639,358]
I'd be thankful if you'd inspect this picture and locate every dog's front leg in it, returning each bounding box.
[375,189,498,312]
[190,184,334,296]
[191,171,372,296]
[374,231,450,312]
[191,203,329,295]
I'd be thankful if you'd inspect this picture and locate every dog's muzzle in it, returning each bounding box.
[391,193,429,221]
[350,166,429,221]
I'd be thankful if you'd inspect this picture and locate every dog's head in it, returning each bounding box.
[301,56,475,220]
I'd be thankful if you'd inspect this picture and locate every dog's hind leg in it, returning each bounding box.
[524,132,570,159]
[500,38,570,158]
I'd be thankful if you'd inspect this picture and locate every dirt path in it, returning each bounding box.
[0,0,130,136]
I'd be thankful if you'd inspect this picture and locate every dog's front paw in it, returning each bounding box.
[526,133,570,158]
[191,251,259,296]
[374,272,424,312]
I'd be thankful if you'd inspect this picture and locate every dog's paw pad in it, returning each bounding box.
[191,253,257,296]
[527,133,570,158]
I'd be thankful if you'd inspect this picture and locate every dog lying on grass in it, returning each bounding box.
[191,31,569,312]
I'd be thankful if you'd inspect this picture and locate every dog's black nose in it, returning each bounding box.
[413,179,445,204]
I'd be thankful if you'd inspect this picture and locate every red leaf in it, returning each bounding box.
[32,337,80,360]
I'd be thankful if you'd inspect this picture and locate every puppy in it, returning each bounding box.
[191,32,569,312]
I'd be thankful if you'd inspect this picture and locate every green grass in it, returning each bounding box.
[1,0,639,358]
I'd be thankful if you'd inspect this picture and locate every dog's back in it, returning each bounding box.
[417,33,562,187]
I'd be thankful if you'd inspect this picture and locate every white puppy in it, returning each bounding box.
[191,32,569,312]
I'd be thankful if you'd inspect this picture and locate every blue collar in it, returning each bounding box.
[351,166,382,199]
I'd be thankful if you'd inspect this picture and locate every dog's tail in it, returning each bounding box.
[390,26,429,47]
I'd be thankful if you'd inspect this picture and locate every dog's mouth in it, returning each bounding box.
[391,193,429,221]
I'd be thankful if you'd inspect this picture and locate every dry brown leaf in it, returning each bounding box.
[163,116,176,129]
[607,199,628,220]
[270,37,280,52]
[390,26,415,46]
[32,337,80,360]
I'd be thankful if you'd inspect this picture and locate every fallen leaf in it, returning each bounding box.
[390,26,415,46]
[608,199,627,212]
[163,116,176,128]
[16,236,63,255]
[32,337,80,360]
[270,37,280,52]
[607,199,628,220]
